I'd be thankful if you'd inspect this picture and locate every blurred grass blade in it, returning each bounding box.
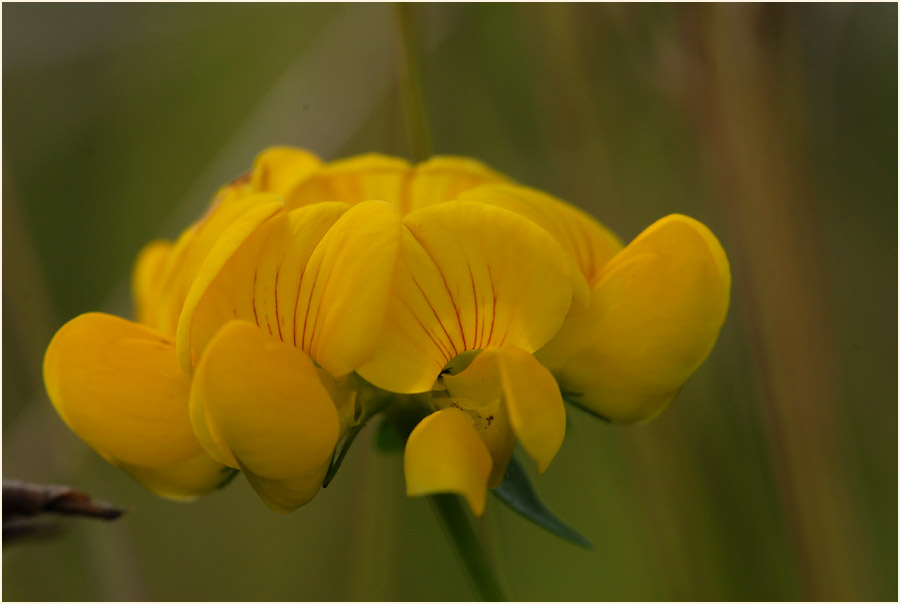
[394,2,433,161]
[493,456,594,550]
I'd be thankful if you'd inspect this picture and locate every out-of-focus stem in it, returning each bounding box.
[394,3,433,162]
[430,494,507,601]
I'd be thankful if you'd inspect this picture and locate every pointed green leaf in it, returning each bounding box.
[492,455,594,550]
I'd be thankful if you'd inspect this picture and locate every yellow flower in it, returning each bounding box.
[42,148,508,511]
[43,146,730,517]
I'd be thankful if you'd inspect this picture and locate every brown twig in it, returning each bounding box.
[3,480,127,545]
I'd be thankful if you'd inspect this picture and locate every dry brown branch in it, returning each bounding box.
[3,479,127,545]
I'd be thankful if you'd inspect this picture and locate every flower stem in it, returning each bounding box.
[429,494,507,601]
[394,3,433,162]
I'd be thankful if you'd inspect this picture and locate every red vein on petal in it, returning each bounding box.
[411,274,459,357]
[261,262,273,335]
[292,267,306,347]
[251,270,260,327]
[468,260,479,349]
[407,219,468,352]
[437,262,467,350]
[401,298,450,368]
[498,326,510,347]
[274,264,284,342]
[487,265,497,346]
[415,305,454,361]
[479,294,486,348]
[301,261,322,353]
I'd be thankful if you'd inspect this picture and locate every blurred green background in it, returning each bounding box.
[3,3,896,601]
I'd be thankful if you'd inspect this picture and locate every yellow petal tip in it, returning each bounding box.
[404,408,492,516]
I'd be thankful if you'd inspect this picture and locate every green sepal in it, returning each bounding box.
[492,455,594,550]
[440,349,481,376]
[324,377,433,486]
[354,374,394,420]
[322,423,363,488]
[216,467,240,490]
[322,375,392,488]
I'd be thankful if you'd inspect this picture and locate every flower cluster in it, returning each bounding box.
[44,147,730,515]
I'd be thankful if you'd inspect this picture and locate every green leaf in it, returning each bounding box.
[492,456,594,550]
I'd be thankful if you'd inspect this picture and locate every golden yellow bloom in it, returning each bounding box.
[43,146,730,516]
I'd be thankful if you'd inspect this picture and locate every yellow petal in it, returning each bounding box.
[404,407,493,516]
[179,200,402,380]
[188,366,237,468]
[295,200,402,376]
[241,468,331,514]
[286,153,411,210]
[354,229,462,392]
[132,239,172,327]
[190,320,340,511]
[315,369,359,430]
[177,202,348,372]
[405,202,574,354]
[136,227,196,334]
[356,201,574,394]
[458,183,624,301]
[144,192,284,336]
[441,353,515,488]
[445,347,565,474]
[43,312,227,498]
[120,454,236,501]
[537,214,731,423]
[175,199,286,372]
[249,146,322,197]
[405,156,510,214]
[491,347,566,473]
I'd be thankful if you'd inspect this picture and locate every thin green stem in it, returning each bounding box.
[430,494,507,601]
[394,3,433,161]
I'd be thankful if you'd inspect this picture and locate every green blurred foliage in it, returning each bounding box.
[3,3,896,601]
